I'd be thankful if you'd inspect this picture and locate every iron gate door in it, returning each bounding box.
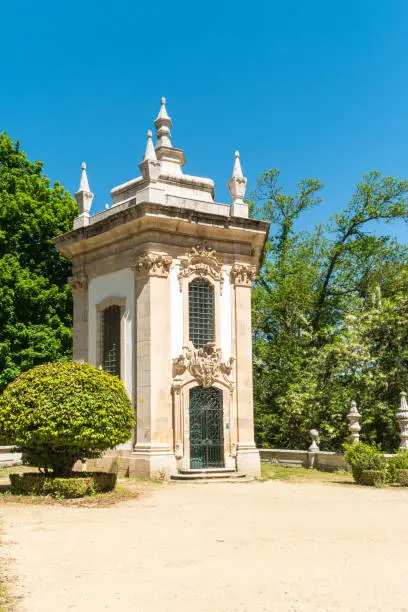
[189,386,224,469]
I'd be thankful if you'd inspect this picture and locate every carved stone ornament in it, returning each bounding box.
[347,400,361,444]
[397,391,408,451]
[173,343,233,388]
[68,272,88,290]
[133,252,172,278]
[178,245,223,293]
[230,263,257,287]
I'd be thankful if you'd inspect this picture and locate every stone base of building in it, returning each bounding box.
[235,444,261,478]
[130,444,178,479]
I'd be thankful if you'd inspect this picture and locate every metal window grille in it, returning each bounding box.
[189,279,215,349]
[102,305,121,377]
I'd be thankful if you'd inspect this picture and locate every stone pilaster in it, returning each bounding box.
[69,272,89,362]
[230,263,260,477]
[131,253,177,478]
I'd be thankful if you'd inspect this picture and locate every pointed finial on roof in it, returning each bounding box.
[75,161,94,215]
[78,162,91,192]
[154,96,173,148]
[144,129,157,160]
[227,150,247,205]
[157,97,170,120]
[232,151,244,178]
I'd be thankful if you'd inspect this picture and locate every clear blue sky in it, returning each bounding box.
[2,0,408,242]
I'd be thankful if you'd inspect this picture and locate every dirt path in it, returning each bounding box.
[2,480,408,611]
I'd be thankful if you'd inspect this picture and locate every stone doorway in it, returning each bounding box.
[189,386,224,469]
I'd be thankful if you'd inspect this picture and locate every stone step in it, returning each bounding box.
[179,467,236,475]
[170,471,251,482]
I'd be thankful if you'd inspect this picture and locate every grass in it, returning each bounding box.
[260,464,354,484]
[0,465,35,480]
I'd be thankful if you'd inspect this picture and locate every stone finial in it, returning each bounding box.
[308,429,319,452]
[308,429,319,469]
[79,162,90,191]
[144,130,157,161]
[74,161,94,215]
[154,96,172,148]
[227,151,247,205]
[397,391,408,450]
[232,150,244,178]
[347,400,361,444]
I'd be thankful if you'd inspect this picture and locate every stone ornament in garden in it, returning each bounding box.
[396,391,408,450]
[347,400,361,444]
[308,429,319,469]
[308,429,320,452]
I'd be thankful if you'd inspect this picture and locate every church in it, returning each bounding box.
[55,98,269,478]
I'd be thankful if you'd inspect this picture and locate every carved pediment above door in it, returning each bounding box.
[173,343,234,390]
[178,245,224,292]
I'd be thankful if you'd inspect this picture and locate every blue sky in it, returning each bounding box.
[2,0,408,242]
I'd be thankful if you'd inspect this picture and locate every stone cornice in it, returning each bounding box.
[133,252,172,278]
[230,263,257,287]
[54,202,270,256]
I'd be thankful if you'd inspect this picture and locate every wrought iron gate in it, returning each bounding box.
[189,386,224,469]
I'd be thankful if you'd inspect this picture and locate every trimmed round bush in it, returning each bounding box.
[9,472,117,498]
[343,442,385,484]
[395,469,408,486]
[0,362,134,477]
[359,469,387,487]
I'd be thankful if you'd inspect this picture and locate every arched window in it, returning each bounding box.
[102,305,121,377]
[189,279,215,348]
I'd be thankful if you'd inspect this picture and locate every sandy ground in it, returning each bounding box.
[1,479,408,612]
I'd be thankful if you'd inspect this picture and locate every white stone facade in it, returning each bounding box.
[56,99,269,478]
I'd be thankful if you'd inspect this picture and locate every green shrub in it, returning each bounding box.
[0,362,134,476]
[9,472,117,497]
[359,469,387,487]
[343,442,385,484]
[387,451,408,482]
[395,469,408,486]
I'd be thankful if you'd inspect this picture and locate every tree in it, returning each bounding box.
[251,169,408,452]
[0,133,77,391]
[0,362,135,476]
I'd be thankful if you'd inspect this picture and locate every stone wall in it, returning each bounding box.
[0,446,22,468]
[259,448,348,472]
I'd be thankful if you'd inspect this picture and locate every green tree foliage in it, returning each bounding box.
[0,133,77,390]
[252,169,408,452]
[0,362,135,476]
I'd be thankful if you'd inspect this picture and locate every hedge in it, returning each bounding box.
[359,470,387,487]
[395,469,408,486]
[9,472,117,498]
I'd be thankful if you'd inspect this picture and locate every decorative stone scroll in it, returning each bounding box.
[397,391,408,450]
[230,263,257,287]
[178,245,223,293]
[133,252,172,278]
[347,400,361,444]
[173,343,233,389]
[68,272,88,290]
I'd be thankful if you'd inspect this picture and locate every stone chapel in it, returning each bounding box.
[55,98,269,478]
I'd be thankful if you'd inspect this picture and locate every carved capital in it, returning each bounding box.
[173,343,233,389]
[133,252,172,278]
[230,263,257,287]
[178,244,223,293]
[68,272,88,291]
